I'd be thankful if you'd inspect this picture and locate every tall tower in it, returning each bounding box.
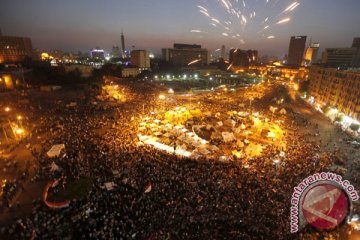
[121,32,125,58]
[221,45,226,60]
[287,36,307,66]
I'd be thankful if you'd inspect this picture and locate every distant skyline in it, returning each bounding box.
[1,0,359,57]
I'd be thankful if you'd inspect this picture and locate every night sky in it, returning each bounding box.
[1,0,359,57]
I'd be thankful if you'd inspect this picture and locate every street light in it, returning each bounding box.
[15,128,24,135]
[4,107,10,112]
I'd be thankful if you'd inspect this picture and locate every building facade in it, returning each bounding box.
[131,50,150,69]
[304,42,320,65]
[162,43,209,67]
[90,47,105,59]
[229,49,258,67]
[112,46,120,58]
[321,48,357,67]
[287,36,307,66]
[0,35,33,64]
[321,37,360,67]
[308,66,360,121]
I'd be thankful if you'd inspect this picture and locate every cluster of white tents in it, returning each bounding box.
[138,107,286,160]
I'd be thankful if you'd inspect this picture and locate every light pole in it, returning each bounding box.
[249,97,254,114]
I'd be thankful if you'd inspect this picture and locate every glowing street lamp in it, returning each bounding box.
[168,88,174,94]
[158,94,166,100]
[294,84,299,91]
[4,107,10,112]
[15,128,24,135]
[17,115,22,120]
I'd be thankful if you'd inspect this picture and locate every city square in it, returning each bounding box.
[1,0,360,239]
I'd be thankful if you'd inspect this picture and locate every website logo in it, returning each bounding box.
[290,172,359,233]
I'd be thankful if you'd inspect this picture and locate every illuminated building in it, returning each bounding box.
[287,36,307,66]
[162,43,209,67]
[122,67,141,77]
[308,66,360,121]
[304,42,320,65]
[0,34,33,63]
[131,50,150,69]
[229,49,258,67]
[90,47,105,59]
[247,65,308,80]
[0,71,28,90]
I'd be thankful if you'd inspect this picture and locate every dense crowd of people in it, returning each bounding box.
[0,81,359,239]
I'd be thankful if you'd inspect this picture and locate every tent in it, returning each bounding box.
[47,144,65,158]
[211,131,222,140]
[104,182,117,191]
[280,108,287,114]
[224,119,236,127]
[219,156,229,162]
[197,146,211,155]
[222,132,236,143]
[50,162,60,172]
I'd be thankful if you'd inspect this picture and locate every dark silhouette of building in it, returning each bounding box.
[287,36,307,66]
[0,34,33,64]
[221,45,226,60]
[321,38,360,67]
[162,43,208,67]
[229,49,258,67]
[112,46,120,58]
[352,37,360,48]
[121,32,126,58]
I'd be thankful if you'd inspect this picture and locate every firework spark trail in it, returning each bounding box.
[188,59,201,66]
[193,0,301,44]
[277,18,291,24]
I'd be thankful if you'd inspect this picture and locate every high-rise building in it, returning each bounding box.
[287,36,307,66]
[131,50,150,69]
[162,43,209,67]
[221,45,226,60]
[352,37,360,48]
[352,37,360,67]
[112,46,120,58]
[304,42,320,65]
[0,35,33,63]
[121,32,126,58]
[229,49,258,67]
[308,66,360,122]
